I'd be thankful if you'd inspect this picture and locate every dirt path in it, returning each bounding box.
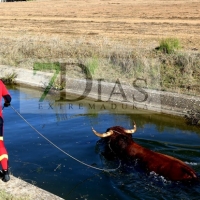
[0,0,200,49]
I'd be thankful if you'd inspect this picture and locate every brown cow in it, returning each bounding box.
[92,122,198,182]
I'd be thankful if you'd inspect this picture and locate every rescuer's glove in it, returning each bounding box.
[4,102,10,107]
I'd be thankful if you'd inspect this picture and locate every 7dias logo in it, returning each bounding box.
[32,62,150,114]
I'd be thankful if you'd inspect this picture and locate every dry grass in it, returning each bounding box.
[0,0,200,48]
[0,35,200,95]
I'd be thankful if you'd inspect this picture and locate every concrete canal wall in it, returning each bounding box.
[1,65,200,116]
[0,175,64,200]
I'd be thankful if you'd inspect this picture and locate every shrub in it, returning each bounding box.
[157,38,181,54]
[0,72,17,84]
[85,57,99,75]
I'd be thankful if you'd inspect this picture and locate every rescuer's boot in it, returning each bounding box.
[2,170,10,182]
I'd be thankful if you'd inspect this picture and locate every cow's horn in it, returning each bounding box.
[124,121,137,134]
[92,128,113,138]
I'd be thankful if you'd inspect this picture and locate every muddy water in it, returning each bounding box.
[3,86,200,200]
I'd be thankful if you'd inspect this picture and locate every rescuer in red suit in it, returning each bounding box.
[0,80,11,182]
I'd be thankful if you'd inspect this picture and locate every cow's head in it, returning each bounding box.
[92,121,137,138]
[92,122,137,159]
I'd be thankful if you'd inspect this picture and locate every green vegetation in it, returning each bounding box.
[157,38,181,54]
[86,57,99,75]
[33,62,60,74]
[33,62,65,91]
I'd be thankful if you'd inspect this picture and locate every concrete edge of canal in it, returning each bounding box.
[0,64,200,199]
[0,175,64,200]
[1,65,200,117]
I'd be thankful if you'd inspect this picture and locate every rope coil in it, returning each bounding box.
[10,105,121,172]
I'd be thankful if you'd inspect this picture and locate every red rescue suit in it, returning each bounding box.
[0,80,11,182]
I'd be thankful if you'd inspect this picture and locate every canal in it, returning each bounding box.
[3,85,200,200]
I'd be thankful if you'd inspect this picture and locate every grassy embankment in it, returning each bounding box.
[0,36,199,96]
